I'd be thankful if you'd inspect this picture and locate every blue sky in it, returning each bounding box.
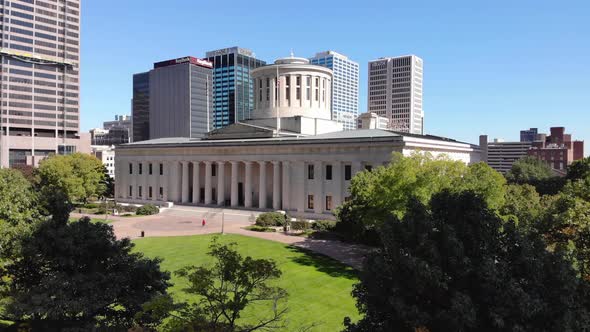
[81,0,589,155]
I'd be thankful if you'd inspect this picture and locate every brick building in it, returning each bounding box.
[528,127,584,171]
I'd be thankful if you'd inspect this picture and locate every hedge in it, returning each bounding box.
[255,212,286,227]
[136,204,159,216]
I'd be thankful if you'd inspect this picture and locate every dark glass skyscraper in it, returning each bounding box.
[206,47,266,128]
[132,72,150,142]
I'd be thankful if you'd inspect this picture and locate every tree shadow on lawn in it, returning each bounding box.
[285,245,360,280]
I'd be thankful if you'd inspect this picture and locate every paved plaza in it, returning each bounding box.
[71,205,370,269]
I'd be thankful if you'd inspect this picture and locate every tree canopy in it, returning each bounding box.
[344,191,590,332]
[0,217,170,330]
[0,169,40,260]
[36,153,106,204]
[567,157,590,182]
[505,156,554,184]
[336,153,506,245]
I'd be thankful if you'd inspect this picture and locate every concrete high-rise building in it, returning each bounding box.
[368,55,424,134]
[0,0,87,167]
[131,57,213,142]
[309,51,359,130]
[205,47,266,129]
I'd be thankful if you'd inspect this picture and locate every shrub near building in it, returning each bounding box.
[255,212,286,227]
[136,204,159,216]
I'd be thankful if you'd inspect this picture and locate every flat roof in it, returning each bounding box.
[120,129,475,150]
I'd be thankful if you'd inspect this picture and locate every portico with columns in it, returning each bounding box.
[115,131,481,219]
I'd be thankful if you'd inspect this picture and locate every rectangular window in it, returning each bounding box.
[345,196,351,202]
[326,195,333,211]
[149,163,153,175]
[285,76,290,101]
[138,186,143,198]
[306,76,311,100]
[212,164,217,177]
[365,165,373,172]
[308,164,314,180]
[308,195,314,210]
[159,187,164,198]
[345,165,352,181]
[296,76,301,100]
[149,186,153,199]
[326,164,333,180]
[159,163,163,175]
[266,78,270,101]
[128,185,133,197]
[129,163,133,175]
[139,163,143,175]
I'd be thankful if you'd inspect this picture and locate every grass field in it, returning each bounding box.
[133,234,360,331]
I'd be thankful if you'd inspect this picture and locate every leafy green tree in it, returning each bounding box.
[505,156,565,195]
[163,239,288,332]
[500,184,542,230]
[0,169,40,259]
[538,184,590,280]
[505,156,553,184]
[1,217,170,330]
[460,162,506,209]
[344,191,590,332]
[37,153,106,204]
[567,157,590,182]
[336,153,506,245]
[100,165,115,199]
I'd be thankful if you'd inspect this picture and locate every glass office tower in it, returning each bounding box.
[132,72,150,142]
[310,51,360,130]
[206,47,266,128]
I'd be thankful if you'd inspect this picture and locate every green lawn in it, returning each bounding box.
[133,234,360,331]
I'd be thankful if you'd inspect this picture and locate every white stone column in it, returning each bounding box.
[333,161,343,208]
[172,161,182,202]
[281,161,290,211]
[230,161,239,208]
[204,161,212,205]
[217,161,226,206]
[259,161,267,209]
[192,161,200,204]
[272,161,281,210]
[314,161,324,214]
[244,161,253,208]
[181,161,190,203]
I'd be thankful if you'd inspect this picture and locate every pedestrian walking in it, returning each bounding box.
[202,219,206,227]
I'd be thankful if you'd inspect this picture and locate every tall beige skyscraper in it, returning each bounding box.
[0,0,86,168]
[367,55,424,134]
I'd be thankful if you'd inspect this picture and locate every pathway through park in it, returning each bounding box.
[71,205,371,270]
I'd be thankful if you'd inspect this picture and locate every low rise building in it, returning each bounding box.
[528,127,585,171]
[479,136,532,173]
[480,126,584,174]
[92,145,115,178]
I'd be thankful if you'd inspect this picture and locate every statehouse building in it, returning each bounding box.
[115,56,481,219]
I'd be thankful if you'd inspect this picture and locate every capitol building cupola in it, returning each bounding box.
[251,55,333,121]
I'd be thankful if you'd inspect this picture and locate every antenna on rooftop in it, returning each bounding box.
[290,49,294,58]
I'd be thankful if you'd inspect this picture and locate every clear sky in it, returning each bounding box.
[81,0,589,155]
